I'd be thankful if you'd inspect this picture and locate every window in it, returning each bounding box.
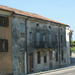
[20,24,25,37]
[21,53,25,73]
[44,51,47,63]
[0,16,9,27]
[61,35,63,43]
[56,51,58,61]
[62,50,63,61]
[49,34,51,44]
[36,23,39,27]
[37,51,40,64]
[55,35,57,43]
[0,39,8,52]
[49,26,51,29]
[29,32,32,42]
[43,34,45,42]
[36,32,40,46]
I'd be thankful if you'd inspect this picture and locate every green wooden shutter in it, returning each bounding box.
[5,40,8,52]
[5,17,9,27]
[0,39,3,52]
[0,16,3,26]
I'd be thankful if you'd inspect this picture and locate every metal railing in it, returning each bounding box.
[34,41,58,49]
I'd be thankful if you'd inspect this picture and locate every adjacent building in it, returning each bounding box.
[66,28,73,65]
[0,5,70,75]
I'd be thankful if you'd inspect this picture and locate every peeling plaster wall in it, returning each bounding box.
[12,16,26,75]
[11,16,67,74]
[27,20,67,73]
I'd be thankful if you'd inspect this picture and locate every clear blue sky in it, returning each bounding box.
[0,0,75,40]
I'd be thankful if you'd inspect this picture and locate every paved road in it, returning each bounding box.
[42,66,75,75]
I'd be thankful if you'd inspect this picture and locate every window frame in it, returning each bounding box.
[44,51,47,63]
[20,23,25,37]
[0,16,9,27]
[29,32,32,42]
[61,35,63,43]
[56,51,58,62]
[0,39,8,52]
[55,35,57,43]
[37,51,41,64]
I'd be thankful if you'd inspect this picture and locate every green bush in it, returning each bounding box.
[71,47,75,51]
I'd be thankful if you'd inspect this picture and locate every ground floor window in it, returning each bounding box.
[21,53,25,73]
[44,51,47,63]
[56,51,58,61]
[37,51,40,64]
[62,50,63,61]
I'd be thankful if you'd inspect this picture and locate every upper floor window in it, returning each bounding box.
[29,32,32,42]
[49,26,51,29]
[37,51,40,64]
[36,32,40,46]
[43,34,45,42]
[62,50,63,61]
[0,16,9,27]
[0,39,8,52]
[49,34,51,44]
[20,24,25,37]
[36,23,39,27]
[55,35,57,43]
[61,35,63,43]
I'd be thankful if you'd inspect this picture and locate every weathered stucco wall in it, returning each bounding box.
[11,16,67,74]
[27,20,67,73]
[12,16,26,75]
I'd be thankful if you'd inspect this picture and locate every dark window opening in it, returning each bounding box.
[56,51,58,61]
[29,32,32,42]
[55,35,57,43]
[49,26,51,29]
[37,51,40,64]
[0,16,9,27]
[61,35,63,43]
[36,23,39,27]
[44,51,47,63]
[43,34,46,42]
[0,39,8,52]
[62,50,63,61]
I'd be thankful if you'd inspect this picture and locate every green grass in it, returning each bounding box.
[71,47,75,51]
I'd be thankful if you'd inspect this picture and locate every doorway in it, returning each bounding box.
[29,54,33,72]
[49,51,52,69]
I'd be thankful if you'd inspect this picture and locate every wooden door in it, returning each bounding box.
[29,54,33,72]
[49,51,52,69]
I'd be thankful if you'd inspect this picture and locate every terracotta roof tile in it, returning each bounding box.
[0,5,69,26]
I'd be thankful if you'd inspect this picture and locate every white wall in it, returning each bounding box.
[66,29,70,65]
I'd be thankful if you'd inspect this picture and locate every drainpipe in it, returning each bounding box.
[59,25,61,67]
[25,17,29,74]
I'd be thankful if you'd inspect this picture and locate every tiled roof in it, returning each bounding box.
[0,5,69,26]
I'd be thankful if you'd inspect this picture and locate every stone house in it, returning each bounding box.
[0,5,69,75]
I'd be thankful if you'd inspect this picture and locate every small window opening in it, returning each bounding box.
[36,23,39,27]
[49,26,51,29]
